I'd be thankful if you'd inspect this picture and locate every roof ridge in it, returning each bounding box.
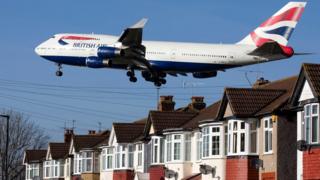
[256,75,298,88]
[226,87,286,92]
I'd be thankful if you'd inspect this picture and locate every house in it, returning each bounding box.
[67,130,109,180]
[23,149,47,180]
[99,121,146,180]
[214,76,297,180]
[289,63,320,180]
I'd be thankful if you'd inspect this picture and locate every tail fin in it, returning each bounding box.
[237,2,306,47]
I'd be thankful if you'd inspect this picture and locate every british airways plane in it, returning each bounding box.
[35,2,306,86]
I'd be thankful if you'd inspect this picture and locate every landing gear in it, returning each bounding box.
[127,67,137,83]
[56,64,63,77]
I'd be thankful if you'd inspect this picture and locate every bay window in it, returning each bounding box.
[106,148,113,169]
[81,151,93,172]
[137,144,143,167]
[166,135,172,161]
[202,125,223,158]
[304,104,319,144]
[185,134,191,161]
[52,160,59,177]
[73,153,82,174]
[152,137,164,164]
[264,117,273,153]
[165,133,191,162]
[228,120,257,155]
[173,135,181,160]
[44,161,50,178]
[128,145,134,168]
[26,164,39,180]
[101,149,106,170]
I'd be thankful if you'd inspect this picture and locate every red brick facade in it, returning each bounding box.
[261,172,275,180]
[226,156,259,180]
[72,175,81,180]
[113,169,135,180]
[303,147,320,180]
[149,165,165,180]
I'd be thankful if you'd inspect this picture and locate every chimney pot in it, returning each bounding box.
[158,95,175,111]
[189,96,206,111]
[88,130,96,135]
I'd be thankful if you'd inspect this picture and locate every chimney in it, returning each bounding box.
[64,129,73,143]
[88,130,96,135]
[158,96,175,111]
[252,77,270,88]
[189,96,206,111]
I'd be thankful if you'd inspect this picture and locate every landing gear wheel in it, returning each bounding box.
[56,71,63,77]
[154,81,162,87]
[160,78,166,84]
[127,71,133,77]
[129,76,137,83]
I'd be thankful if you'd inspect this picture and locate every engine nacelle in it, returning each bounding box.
[97,46,123,59]
[85,56,112,68]
[193,71,217,78]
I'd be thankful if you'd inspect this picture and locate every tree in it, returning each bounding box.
[0,110,49,180]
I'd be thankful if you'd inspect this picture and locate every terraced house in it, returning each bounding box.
[23,63,320,180]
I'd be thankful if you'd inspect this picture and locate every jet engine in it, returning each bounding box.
[281,46,294,57]
[193,71,217,78]
[97,46,124,59]
[85,56,112,68]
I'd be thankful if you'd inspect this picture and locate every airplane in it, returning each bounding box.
[35,2,307,87]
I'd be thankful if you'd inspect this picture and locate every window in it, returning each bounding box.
[228,120,257,155]
[304,104,319,144]
[202,127,210,157]
[264,118,273,153]
[184,134,191,161]
[101,149,106,170]
[106,148,113,169]
[137,144,143,167]
[26,164,39,180]
[81,151,93,172]
[173,135,181,160]
[44,161,51,178]
[73,153,82,174]
[128,145,134,168]
[166,135,172,161]
[152,137,164,164]
[121,146,126,168]
[196,133,202,160]
[115,146,121,168]
[115,145,128,169]
[211,127,220,155]
[224,126,228,155]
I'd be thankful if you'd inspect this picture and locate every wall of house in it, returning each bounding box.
[303,147,320,180]
[149,165,165,180]
[258,117,277,179]
[165,162,193,180]
[201,158,226,180]
[81,173,100,180]
[226,156,259,180]
[297,111,303,180]
[277,115,297,180]
[100,171,113,180]
[113,170,135,180]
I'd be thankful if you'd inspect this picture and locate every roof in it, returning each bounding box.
[147,111,197,134]
[49,143,70,159]
[303,63,320,97]
[183,101,221,128]
[218,88,285,118]
[255,76,298,115]
[113,123,146,143]
[24,150,47,163]
[73,131,109,152]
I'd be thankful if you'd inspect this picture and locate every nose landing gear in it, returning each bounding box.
[56,64,63,77]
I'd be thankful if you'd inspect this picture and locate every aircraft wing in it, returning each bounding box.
[248,42,284,57]
[118,18,148,47]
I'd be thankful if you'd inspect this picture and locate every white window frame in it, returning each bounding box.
[304,103,319,144]
[196,132,202,161]
[128,145,134,168]
[202,127,210,158]
[81,151,93,173]
[26,163,39,180]
[44,161,51,178]
[106,148,113,170]
[152,136,164,164]
[264,117,273,154]
[227,120,257,156]
[201,125,224,159]
[73,153,82,174]
[137,144,143,167]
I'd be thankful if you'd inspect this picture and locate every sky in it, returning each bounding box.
[0,0,319,141]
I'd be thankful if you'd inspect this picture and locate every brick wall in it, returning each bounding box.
[113,169,135,180]
[72,175,81,180]
[261,172,275,180]
[149,165,165,180]
[303,147,320,180]
[226,156,259,180]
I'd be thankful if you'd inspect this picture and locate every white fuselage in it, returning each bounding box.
[35,33,280,73]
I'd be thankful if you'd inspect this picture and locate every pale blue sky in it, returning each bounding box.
[0,0,318,140]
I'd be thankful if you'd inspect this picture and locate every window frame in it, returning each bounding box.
[81,151,93,173]
[151,136,164,164]
[304,103,319,144]
[263,117,273,154]
[201,125,224,159]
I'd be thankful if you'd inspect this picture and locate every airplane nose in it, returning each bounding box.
[34,45,41,55]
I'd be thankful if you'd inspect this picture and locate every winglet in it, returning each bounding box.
[130,18,148,29]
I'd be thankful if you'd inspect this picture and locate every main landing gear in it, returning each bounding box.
[127,67,137,83]
[55,64,63,77]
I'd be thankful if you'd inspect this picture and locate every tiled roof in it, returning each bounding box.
[224,88,285,117]
[73,131,109,152]
[303,63,320,97]
[24,150,47,163]
[149,111,197,133]
[183,101,221,128]
[113,123,146,143]
[255,76,298,115]
[49,143,69,159]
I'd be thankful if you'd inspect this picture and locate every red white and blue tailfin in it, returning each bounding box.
[237,2,306,47]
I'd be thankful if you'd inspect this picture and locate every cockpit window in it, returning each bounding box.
[51,35,56,39]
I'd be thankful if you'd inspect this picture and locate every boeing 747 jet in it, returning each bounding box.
[35,2,307,86]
